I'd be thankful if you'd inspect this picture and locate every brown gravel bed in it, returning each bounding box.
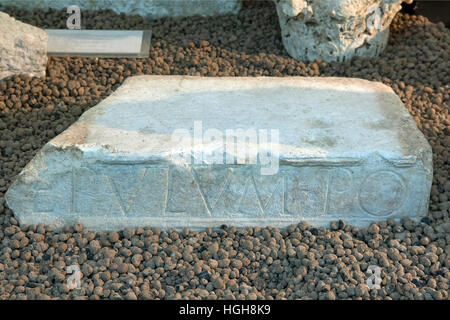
[0,1,449,300]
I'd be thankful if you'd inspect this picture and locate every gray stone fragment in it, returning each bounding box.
[5,76,432,230]
[0,11,48,80]
[273,0,412,62]
[0,0,241,19]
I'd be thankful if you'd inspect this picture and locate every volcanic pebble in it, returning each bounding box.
[0,2,449,300]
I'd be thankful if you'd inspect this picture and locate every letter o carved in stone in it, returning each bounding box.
[359,171,406,217]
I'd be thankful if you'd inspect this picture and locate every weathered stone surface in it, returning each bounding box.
[6,76,432,230]
[0,0,241,18]
[274,0,413,62]
[0,11,48,80]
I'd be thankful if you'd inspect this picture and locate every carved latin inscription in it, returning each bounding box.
[71,164,169,217]
[31,163,411,220]
[358,171,406,217]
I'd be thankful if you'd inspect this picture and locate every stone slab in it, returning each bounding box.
[0,0,241,18]
[5,76,432,230]
[46,29,152,58]
[0,11,47,80]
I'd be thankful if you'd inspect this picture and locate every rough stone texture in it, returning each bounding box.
[0,11,47,80]
[274,0,413,62]
[0,0,241,18]
[5,76,432,230]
